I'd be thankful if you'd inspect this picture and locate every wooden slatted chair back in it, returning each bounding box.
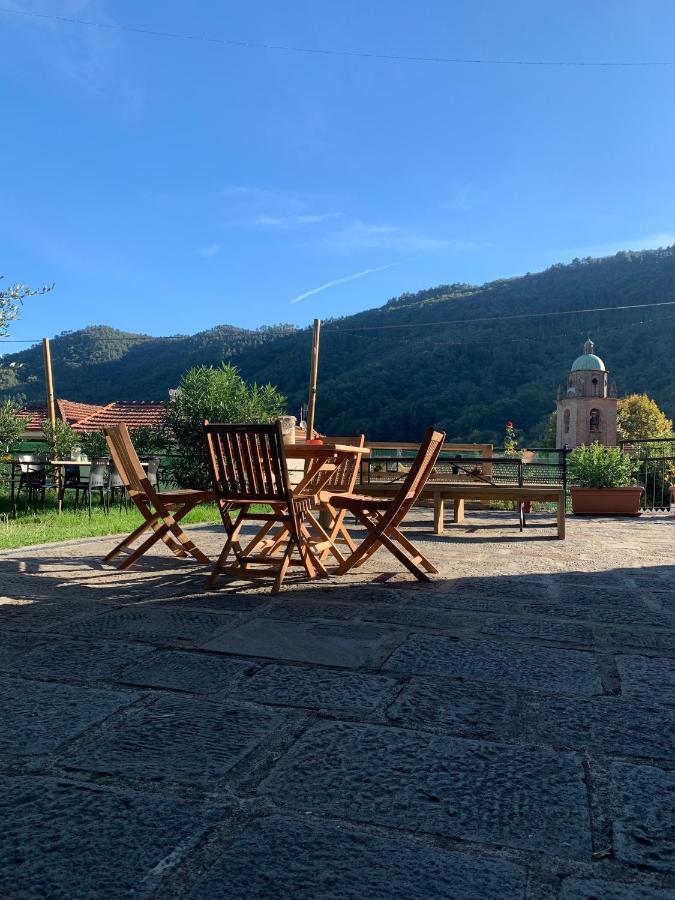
[204,421,292,504]
[309,434,365,495]
[105,423,150,497]
[383,427,446,526]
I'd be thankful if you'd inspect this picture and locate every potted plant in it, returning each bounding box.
[568,443,642,515]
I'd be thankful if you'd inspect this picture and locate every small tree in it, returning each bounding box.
[80,430,109,459]
[42,419,78,460]
[129,425,166,457]
[163,364,285,489]
[0,277,53,336]
[542,411,557,448]
[0,399,26,452]
[617,394,673,442]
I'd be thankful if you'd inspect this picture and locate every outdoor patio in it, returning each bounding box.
[1,509,674,898]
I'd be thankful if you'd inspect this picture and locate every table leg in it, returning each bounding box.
[557,497,566,539]
[453,498,465,524]
[433,493,445,535]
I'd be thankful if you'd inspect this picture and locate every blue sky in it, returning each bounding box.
[1,1,675,344]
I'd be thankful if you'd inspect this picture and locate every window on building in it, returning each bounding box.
[591,377,598,397]
[590,408,601,432]
[564,409,570,433]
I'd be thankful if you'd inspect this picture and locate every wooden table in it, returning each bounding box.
[355,481,566,539]
[248,442,370,562]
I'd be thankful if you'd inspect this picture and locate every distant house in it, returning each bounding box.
[18,399,165,440]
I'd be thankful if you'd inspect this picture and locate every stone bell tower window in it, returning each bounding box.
[564,409,570,433]
[591,377,598,397]
[589,408,601,433]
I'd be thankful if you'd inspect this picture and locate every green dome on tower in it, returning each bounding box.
[571,339,606,372]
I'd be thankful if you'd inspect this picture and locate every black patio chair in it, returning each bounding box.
[14,454,55,512]
[59,458,110,516]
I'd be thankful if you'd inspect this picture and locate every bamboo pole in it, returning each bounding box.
[306,318,321,438]
[42,338,57,455]
[43,337,61,508]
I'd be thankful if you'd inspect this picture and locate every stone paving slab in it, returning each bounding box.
[384,634,603,695]
[200,618,400,668]
[594,626,675,656]
[0,676,140,755]
[387,676,519,741]
[118,649,252,694]
[520,599,675,628]
[259,722,592,858]
[0,630,50,665]
[0,596,102,632]
[187,815,528,899]
[62,694,284,787]
[0,775,207,899]
[3,638,152,681]
[560,878,675,899]
[62,606,235,646]
[234,664,399,713]
[364,605,595,644]
[434,576,553,602]
[524,696,675,761]
[617,655,675,706]
[611,763,675,874]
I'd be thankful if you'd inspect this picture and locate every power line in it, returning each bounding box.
[2,299,675,348]
[322,299,675,332]
[1,7,673,69]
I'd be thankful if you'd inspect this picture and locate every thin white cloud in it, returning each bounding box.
[290,263,396,304]
[197,243,221,258]
[218,185,339,230]
[326,220,479,253]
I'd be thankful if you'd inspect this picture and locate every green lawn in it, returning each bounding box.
[0,491,222,551]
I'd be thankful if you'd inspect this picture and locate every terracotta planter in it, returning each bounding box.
[570,486,643,516]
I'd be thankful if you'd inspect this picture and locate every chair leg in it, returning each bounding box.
[208,508,248,587]
[272,536,296,594]
[104,517,156,561]
[374,529,432,582]
[387,525,438,573]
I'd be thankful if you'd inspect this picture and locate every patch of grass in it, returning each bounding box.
[0,492,223,551]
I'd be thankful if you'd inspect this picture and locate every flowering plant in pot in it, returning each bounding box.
[568,443,642,515]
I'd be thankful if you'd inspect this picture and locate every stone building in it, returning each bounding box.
[555,340,618,448]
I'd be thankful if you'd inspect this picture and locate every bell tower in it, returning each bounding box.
[556,339,618,448]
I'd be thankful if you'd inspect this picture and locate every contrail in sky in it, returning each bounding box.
[290,262,396,303]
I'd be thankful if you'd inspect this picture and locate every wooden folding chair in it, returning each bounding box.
[306,435,365,563]
[103,423,212,570]
[329,428,446,582]
[203,421,328,594]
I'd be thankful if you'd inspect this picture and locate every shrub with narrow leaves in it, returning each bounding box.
[568,442,635,489]
[163,364,285,489]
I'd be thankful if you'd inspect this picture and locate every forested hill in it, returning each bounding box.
[2,247,675,443]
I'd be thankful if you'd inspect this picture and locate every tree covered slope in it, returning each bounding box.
[2,247,674,442]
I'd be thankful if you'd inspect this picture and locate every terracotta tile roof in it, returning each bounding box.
[74,401,165,433]
[17,405,49,431]
[19,398,165,434]
[57,400,103,423]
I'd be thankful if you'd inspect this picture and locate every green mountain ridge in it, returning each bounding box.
[2,247,675,443]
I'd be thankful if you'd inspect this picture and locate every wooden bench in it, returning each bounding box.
[353,482,566,539]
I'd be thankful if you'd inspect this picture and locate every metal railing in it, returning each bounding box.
[360,448,568,497]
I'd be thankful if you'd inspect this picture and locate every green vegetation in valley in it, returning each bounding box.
[2,247,675,444]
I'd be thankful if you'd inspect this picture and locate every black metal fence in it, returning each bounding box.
[620,438,675,511]
[360,448,568,496]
